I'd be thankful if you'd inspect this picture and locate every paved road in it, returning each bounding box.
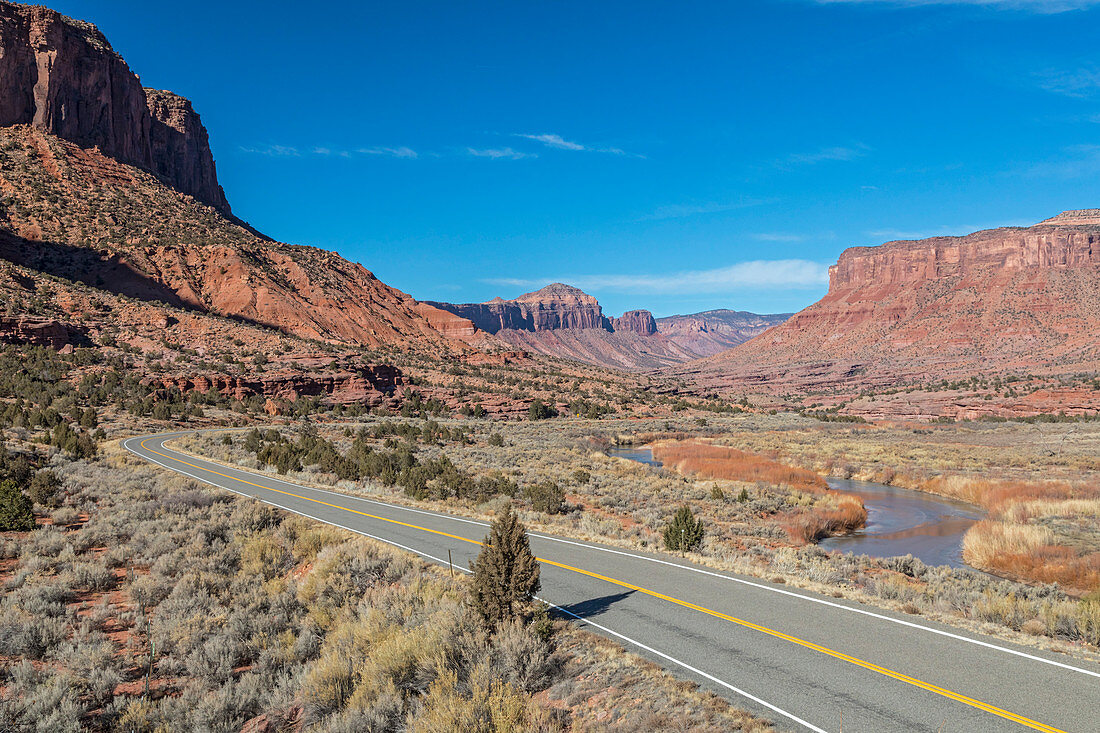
[124,432,1100,733]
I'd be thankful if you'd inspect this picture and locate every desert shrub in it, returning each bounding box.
[528,400,558,421]
[470,505,541,628]
[487,433,505,447]
[526,481,564,515]
[0,479,35,531]
[663,506,704,552]
[28,469,62,508]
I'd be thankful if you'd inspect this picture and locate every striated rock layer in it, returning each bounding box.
[428,283,613,333]
[151,362,403,406]
[0,2,229,212]
[675,213,1100,393]
[612,309,658,335]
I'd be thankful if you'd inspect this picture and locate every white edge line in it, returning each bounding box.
[126,433,1100,681]
[123,436,825,733]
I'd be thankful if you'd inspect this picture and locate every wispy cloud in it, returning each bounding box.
[638,197,776,221]
[867,219,1033,241]
[238,144,300,156]
[484,260,830,295]
[242,144,418,159]
[1025,144,1100,178]
[358,146,419,159]
[782,144,870,166]
[815,0,1099,12]
[751,232,806,242]
[514,133,639,157]
[1035,67,1100,98]
[466,147,535,160]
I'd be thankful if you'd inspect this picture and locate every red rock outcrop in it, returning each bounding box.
[0,2,228,212]
[152,362,403,406]
[676,213,1100,394]
[427,283,612,333]
[612,309,657,335]
[0,315,70,348]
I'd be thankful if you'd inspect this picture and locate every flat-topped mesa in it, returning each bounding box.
[0,2,229,212]
[612,309,657,335]
[828,214,1100,291]
[426,283,612,333]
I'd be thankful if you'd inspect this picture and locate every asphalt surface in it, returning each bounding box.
[123,431,1100,733]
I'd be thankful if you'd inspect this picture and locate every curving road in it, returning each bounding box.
[124,432,1100,733]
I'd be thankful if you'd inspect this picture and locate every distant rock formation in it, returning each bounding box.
[612,309,657,335]
[428,284,612,333]
[656,310,790,356]
[0,2,229,212]
[429,285,786,370]
[674,212,1100,392]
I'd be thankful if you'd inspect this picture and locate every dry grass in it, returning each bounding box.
[652,441,827,492]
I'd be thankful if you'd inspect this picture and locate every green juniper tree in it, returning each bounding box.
[0,479,34,531]
[470,504,541,629]
[663,506,704,552]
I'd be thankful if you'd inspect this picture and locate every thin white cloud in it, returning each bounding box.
[1036,67,1100,98]
[639,197,776,221]
[751,232,806,242]
[816,0,1099,11]
[514,133,640,157]
[1025,144,1100,178]
[867,219,1033,241]
[358,146,419,159]
[238,144,300,156]
[484,260,830,295]
[467,146,535,160]
[242,144,419,159]
[782,144,870,166]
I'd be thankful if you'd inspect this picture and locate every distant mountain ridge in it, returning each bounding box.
[428,285,789,370]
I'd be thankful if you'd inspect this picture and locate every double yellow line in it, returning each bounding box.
[137,438,1066,733]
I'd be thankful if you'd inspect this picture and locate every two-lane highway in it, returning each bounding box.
[124,432,1100,732]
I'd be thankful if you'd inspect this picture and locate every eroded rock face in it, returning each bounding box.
[151,362,404,406]
[676,213,1100,393]
[0,315,70,348]
[0,2,228,212]
[612,309,657,335]
[428,283,612,333]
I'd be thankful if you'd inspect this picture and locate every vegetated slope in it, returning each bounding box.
[0,1,476,352]
[674,212,1100,393]
[655,309,792,357]
[429,283,786,370]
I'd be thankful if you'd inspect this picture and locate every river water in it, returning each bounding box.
[607,446,984,569]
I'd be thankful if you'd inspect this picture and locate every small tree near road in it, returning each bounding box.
[663,506,704,552]
[470,504,541,628]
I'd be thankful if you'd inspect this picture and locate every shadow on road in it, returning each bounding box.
[554,589,637,620]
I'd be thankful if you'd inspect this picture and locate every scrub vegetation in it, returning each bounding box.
[177,416,1100,655]
[0,443,772,732]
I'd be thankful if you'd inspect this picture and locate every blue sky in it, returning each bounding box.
[51,0,1100,316]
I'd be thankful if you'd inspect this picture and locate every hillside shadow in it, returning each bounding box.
[554,589,637,620]
[0,231,196,311]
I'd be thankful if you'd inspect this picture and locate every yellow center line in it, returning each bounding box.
[137,437,1065,733]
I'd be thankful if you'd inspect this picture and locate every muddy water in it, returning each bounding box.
[607,446,983,569]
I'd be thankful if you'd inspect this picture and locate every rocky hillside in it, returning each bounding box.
[656,309,790,356]
[674,213,1100,393]
[0,2,479,353]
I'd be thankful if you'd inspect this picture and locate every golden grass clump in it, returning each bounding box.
[652,441,828,492]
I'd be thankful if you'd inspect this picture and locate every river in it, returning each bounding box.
[606,445,984,569]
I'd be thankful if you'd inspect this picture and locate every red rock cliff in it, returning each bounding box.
[612,309,657,335]
[427,283,612,333]
[676,212,1100,391]
[0,2,229,212]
